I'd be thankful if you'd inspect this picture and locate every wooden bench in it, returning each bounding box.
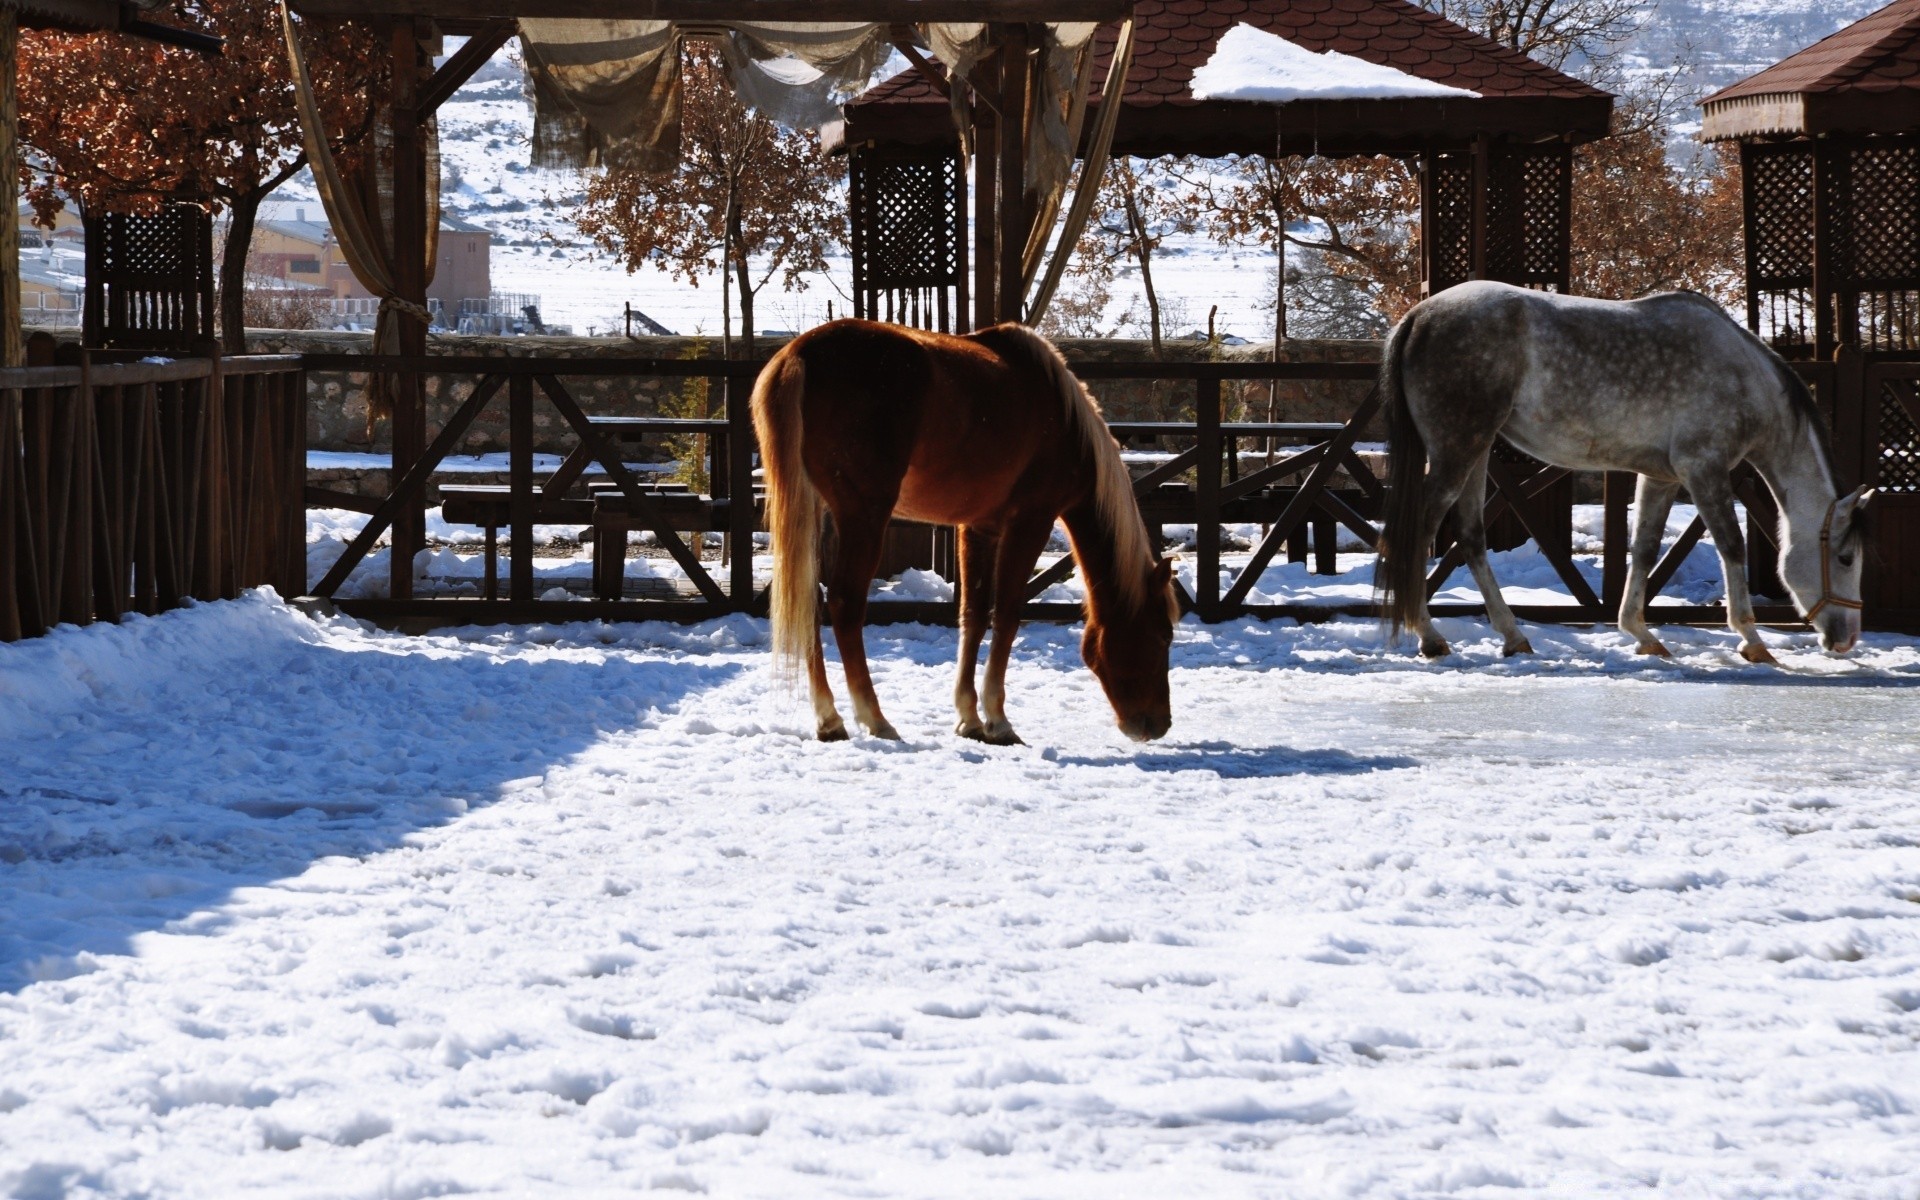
[438,485,596,601]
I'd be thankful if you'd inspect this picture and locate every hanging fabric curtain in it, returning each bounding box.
[1026,17,1135,326]
[1020,27,1099,290]
[521,19,680,171]
[280,2,440,421]
[518,19,1082,177]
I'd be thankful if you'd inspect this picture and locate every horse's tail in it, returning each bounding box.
[1373,309,1428,638]
[750,348,822,683]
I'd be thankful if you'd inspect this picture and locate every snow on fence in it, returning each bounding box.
[0,354,308,641]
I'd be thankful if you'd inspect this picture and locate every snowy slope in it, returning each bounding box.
[1,595,1918,1197]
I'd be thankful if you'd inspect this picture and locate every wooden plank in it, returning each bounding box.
[310,373,506,598]
[1220,386,1381,611]
[534,373,728,604]
[1482,454,1598,610]
[0,390,19,641]
[1194,375,1221,619]
[419,20,514,114]
[727,375,755,610]
[1219,442,1323,504]
[1601,470,1629,609]
[509,373,534,605]
[1645,515,1706,601]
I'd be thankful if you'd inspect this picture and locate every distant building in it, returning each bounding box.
[246,206,492,312]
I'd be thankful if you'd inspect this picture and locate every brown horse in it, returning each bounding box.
[751,319,1177,744]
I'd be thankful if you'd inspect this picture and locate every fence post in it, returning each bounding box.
[727,367,755,612]
[286,365,309,599]
[1601,470,1630,611]
[1194,374,1221,620]
[509,372,534,608]
[1832,346,1866,493]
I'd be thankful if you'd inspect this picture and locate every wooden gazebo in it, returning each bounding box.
[837,0,1614,330]
[1704,0,1920,625]
[1704,0,1920,360]
[1,0,221,366]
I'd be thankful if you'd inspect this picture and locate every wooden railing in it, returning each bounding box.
[1,354,307,642]
[9,348,1898,644]
[298,352,1817,630]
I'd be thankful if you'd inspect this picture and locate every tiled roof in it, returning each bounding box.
[1708,0,1920,104]
[855,0,1605,110]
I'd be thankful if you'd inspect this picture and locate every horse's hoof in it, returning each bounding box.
[866,722,903,741]
[981,724,1024,747]
[956,721,988,741]
[1739,643,1779,665]
[1419,639,1451,659]
[1504,639,1534,657]
[1635,641,1671,658]
[818,724,850,743]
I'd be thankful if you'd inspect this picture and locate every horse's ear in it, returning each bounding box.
[1152,556,1175,585]
[1855,486,1878,514]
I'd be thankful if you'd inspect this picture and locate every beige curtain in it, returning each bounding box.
[281,2,440,419]
[1026,18,1135,325]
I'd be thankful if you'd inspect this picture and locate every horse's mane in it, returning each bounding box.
[1659,289,1844,494]
[1763,343,1841,492]
[982,324,1154,612]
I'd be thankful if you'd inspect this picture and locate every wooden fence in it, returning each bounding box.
[8,346,1915,643]
[1,354,307,641]
[299,353,1897,631]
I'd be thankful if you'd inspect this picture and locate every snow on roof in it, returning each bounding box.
[1189,22,1481,103]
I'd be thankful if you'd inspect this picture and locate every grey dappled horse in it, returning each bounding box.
[1376,281,1875,662]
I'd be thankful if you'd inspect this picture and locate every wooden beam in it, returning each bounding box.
[420,20,514,114]
[292,0,1131,20]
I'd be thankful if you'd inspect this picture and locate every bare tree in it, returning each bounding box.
[1080,157,1192,355]
[573,46,844,358]
[1418,0,1642,71]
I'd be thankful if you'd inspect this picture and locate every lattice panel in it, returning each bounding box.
[1520,150,1570,280]
[1424,154,1475,292]
[85,204,215,352]
[1484,147,1569,285]
[849,146,963,330]
[1880,382,1920,492]
[1745,144,1813,288]
[1844,142,1920,288]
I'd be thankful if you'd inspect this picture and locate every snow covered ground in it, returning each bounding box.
[3,591,1919,1198]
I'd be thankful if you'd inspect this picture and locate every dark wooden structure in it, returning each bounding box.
[83,204,218,353]
[0,351,307,641]
[1704,0,1920,629]
[837,0,1613,326]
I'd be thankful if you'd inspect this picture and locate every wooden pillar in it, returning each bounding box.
[1469,134,1489,282]
[388,18,430,599]
[0,9,18,369]
[1740,140,1761,335]
[996,23,1031,324]
[1812,137,1836,360]
[971,46,998,332]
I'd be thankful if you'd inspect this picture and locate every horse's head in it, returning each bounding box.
[1083,557,1176,741]
[1783,485,1875,654]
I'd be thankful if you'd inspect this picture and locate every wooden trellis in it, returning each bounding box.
[83,204,217,354]
[849,144,968,332]
[1422,141,1573,296]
